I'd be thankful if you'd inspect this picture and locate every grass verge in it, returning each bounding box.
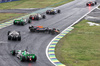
[0,13,26,23]
[55,19,100,66]
[0,0,73,23]
[0,0,73,9]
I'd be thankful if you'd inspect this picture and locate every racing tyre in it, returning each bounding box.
[42,15,46,19]
[13,21,16,25]
[29,26,33,29]
[8,36,11,40]
[29,16,32,19]
[52,12,55,15]
[86,4,88,6]
[95,2,97,4]
[20,56,26,62]
[11,50,16,56]
[36,17,39,20]
[8,31,11,35]
[21,23,24,26]
[28,19,31,23]
[27,57,30,62]
[18,36,21,41]
[32,56,37,62]
[30,29,34,32]
[57,10,60,13]
[51,30,55,35]
[30,29,32,32]
[46,11,49,14]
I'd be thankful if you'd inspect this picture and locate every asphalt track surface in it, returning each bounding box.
[0,0,99,66]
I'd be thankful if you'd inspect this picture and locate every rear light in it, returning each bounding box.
[89,4,91,6]
[32,17,34,20]
[30,58,31,61]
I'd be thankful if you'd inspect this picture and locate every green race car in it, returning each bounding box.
[13,19,31,26]
[10,50,37,62]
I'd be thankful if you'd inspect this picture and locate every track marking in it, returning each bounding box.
[46,27,74,66]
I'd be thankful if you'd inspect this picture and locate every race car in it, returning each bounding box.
[8,30,21,41]
[46,9,61,15]
[13,18,31,26]
[29,26,48,32]
[51,28,60,35]
[29,14,46,20]
[29,25,60,35]
[86,1,97,6]
[10,49,37,62]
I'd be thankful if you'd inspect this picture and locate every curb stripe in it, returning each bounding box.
[47,27,74,66]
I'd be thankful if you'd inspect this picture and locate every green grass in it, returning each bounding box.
[0,13,25,23]
[55,19,100,66]
[0,0,73,9]
[0,0,73,23]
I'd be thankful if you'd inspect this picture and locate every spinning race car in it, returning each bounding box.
[13,18,31,26]
[10,50,37,62]
[46,9,61,15]
[8,30,21,41]
[86,1,97,6]
[29,14,46,20]
[29,26,60,35]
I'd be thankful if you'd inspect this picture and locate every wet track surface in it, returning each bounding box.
[0,0,99,66]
